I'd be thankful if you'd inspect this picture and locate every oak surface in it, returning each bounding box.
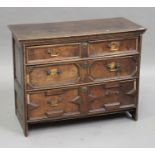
[9,17,146,136]
[9,17,145,41]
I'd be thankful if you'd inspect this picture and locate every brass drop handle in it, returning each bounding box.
[108,41,120,51]
[47,48,59,57]
[47,99,59,107]
[105,90,120,96]
[46,68,62,76]
[107,62,120,72]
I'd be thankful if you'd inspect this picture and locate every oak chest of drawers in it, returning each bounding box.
[9,17,146,136]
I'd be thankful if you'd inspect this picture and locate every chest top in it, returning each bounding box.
[8,17,146,41]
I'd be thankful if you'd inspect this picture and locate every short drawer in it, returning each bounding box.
[88,80,137,114]
[27,88,81,121]
[26,43,80,64]
[89,56,138,82]
[88,38,138,57]
[26,62,81,89]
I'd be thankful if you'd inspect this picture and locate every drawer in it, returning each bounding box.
[26,43,80,64]
[88,38,138,57]
[89,56,138,82]
[88,80,137,114]
[26,62,82,89]
[27,88,81,121]
[27,80,137,121]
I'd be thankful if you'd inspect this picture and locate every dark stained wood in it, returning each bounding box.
[27,63,79,89]
[27,88,80,121]
[89,55,138,81]
[26,43,80,64]
[88,38,138,57]
[88,80,137,113]
[12,37,28,136]
[8,17,146,41]
[9,17,146,136]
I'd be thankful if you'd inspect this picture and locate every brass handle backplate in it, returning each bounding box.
[105,90,120,96]
[46,68,62,76]
[80,86,88,93]
[108,41,120,51]
[47,48,59,57]
[107,62,120,72]
[81,42,88,48]
[47,98,61,107]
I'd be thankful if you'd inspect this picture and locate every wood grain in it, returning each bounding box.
[88,38,138,57]
[27,43,80,64]
[8,17,146,41]
[9,17,146,136]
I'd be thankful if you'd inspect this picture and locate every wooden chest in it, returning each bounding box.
[9,17,146,136]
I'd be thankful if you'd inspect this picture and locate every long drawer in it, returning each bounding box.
[27,80,137,121]
[26,55,138,90]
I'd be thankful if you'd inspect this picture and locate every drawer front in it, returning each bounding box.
[88,80,137,114]
[27,80,137,121]
[88,38,138,57]
[27,88,81,121]
[26,43,80,64]
[27,63,81,89]
[89,56,138,82]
